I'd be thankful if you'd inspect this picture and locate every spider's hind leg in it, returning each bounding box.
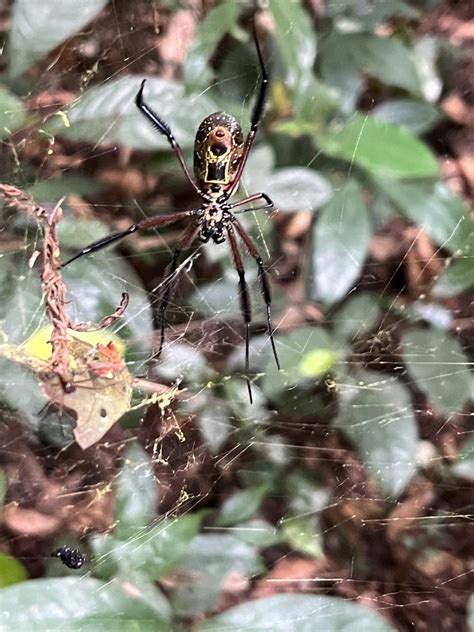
[233,219,280,372]
[227,226,253,404]
[154,223,198,362]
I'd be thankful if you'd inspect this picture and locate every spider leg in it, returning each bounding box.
[227,226,253,404]
[226,29,269,198]
[228,192,274,212]
[233,218,280,371]
[155,222,198,360]
[62,211,191,267]
[136,81,204,198]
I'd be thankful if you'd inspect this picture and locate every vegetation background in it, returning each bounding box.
[0,0,473,629]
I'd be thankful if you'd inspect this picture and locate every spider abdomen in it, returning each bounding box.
[194,113,244,189]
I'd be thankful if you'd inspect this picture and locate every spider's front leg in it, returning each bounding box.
[62,212,192,267]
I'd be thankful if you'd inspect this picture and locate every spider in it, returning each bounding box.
[63,28,280,402]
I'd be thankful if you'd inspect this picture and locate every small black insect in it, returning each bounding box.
[52,546,86,569]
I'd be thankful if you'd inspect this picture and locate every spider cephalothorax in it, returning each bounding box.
[63,27,280,402]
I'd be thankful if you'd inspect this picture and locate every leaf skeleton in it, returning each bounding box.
[63,27,281,403]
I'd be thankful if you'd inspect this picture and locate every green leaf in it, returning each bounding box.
[27,176,105,203]
[183,1,242,91]
[0,577,170,630]
[62,250,153,353]
[197,594,397,631]
[342,33,422,95]
[318,114,439,178]
[261,327,340,400]
[281,515,324,558]
[451,436,474,481]
[198,404,233,455]
[468,594,474,632]
[372,99,441,135]
[433,257,474,297]
[0,553,27,588]
[319,33,363,115]
[116,443,159,539]
[309,180,372,305]
[336,371,419,497]
[284,469,330,517]
[0,469,6,508]
[9,0,108,76]
[333,293,380,341]
[231,519,281,547]
[268,0,317,89]
[46,76,217,150]
[401,328,473,415]
[171,534,264,617]
[0,86,27,138]
[241,145,332,212]
[374,178,473,255]
[216,485,270,527]
[92,513,204,581]
[264,168,333,213]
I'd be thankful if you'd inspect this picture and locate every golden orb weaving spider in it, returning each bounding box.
[63,29,280,402]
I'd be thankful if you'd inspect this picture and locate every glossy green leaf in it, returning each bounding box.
[319,33,363,115]
[197,594,396,631]
[242,145,332,212]
[284,469,330,517]
[183,1,242,91]
[281,515,324,558]
[116,443,159,539]
[0,553,27,588]
[0,577,169,630]
[433,257,474,297]
[231,519,281,547]
[336,371,418,497]
[9,0,108,76]
[27,176,105,203]
[342,33,421,95]
[372,99,441,134]
[0,469,6,508]
[46,76,217,150]
[401,329,473,415]
[216,484,270,527]
[318,115,439,179]
[92,513,204,581]
[413,36,443,102]
[374,178,473,254]
[468,594,474,632]
[309,180,372,305]
[332,293,380,340]
[63,250,153,353]
[261,327,341,399]
[171,534,264,617]
[0,86,27,138]
[264,168,333,213]
[198,404,233,455]
[268,0,317,89]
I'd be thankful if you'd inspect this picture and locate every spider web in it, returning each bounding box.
[0,0,473,630]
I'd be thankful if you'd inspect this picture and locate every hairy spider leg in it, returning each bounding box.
[62,212,191,267]
[233,219,280,371]
[136,81,205,199]
[227,226,253,403]
[226,28,269,199]
[155,223,198,360]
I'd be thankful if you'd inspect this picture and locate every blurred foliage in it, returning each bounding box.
[0,0,473,628]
